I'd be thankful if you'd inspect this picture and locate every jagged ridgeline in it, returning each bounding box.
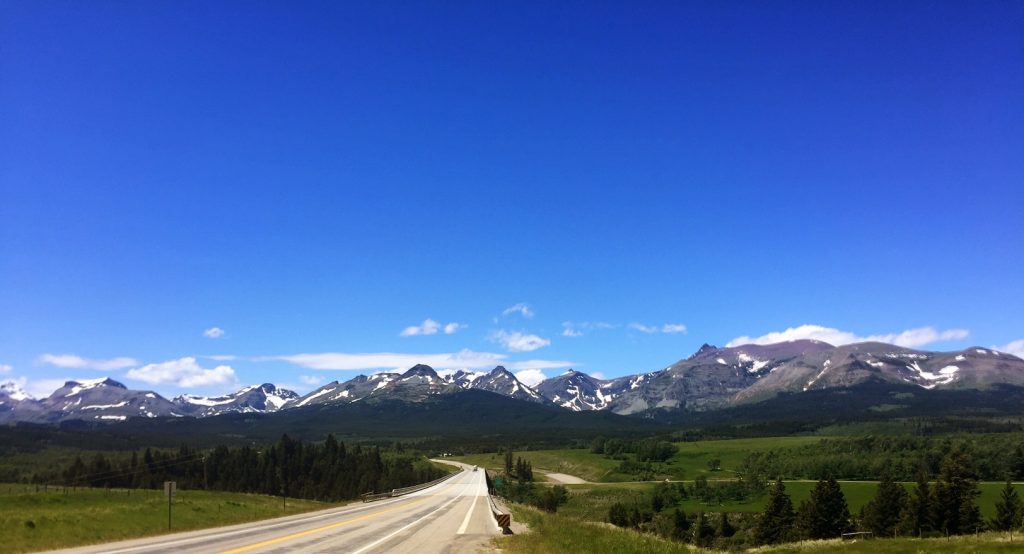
[3,341,1024,437]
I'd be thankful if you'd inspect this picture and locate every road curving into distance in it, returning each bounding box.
[42,461,500,554]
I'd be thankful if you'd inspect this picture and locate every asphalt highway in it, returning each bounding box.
[44,461,500,554]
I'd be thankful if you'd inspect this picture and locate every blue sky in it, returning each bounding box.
[2,1,1022,398]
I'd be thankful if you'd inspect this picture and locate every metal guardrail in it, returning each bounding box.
[361,467,464,503]
[486,491,512,534]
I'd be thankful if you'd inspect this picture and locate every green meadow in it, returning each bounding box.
[496,504,1024,554]
[0,484,332,554]
[453,436,829,483]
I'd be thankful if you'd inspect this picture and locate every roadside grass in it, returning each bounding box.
[757,533,1024,553]
[496,503,697,553]
[0,484,332,553]
[498,502,1023,554]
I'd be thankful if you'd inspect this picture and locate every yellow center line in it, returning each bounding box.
[218,480,464,554]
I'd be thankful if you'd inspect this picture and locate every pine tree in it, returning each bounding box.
[796,476,852,540]
[864,471,908,537]
[673,508,691,541]
[504,449,514,476]
[991,480,1023,533]
[754,479,796,545]
[608,502,629,527]
[930,451,982,535]
[692,511,714,547]
[899,470,931,536]
[716,512,736,538]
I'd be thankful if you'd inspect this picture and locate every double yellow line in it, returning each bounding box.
[219,480,462,554]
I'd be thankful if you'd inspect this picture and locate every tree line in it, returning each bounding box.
[741,433,1024,481]
[51,434,445,502]
[608,449,1023,550]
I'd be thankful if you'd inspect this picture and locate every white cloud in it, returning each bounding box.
[505,359,576,371]
[203,327,225,339]
[204,355,237,361]
[502,303,534,319]
[7,376,81,399]
[299,375,324,386]
[490,330,551,352]
[271,349,508,372]
[514,369,547,387]
[562,321,617,337]
[0,363,11,374]
[126,357,238,387]
[23,377,72,399]
[37,354,139,371]
[562,326,584,337]
[726,324,970,349]
[590,371,606,380]
[629,322,687,335]
[628,323,658,334]
[444,322,465,335]
[400,319,441,337]
[995,339,1024,358]
[269,350,573,374]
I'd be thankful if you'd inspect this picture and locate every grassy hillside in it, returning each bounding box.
[0,484,331,553]
[452,437,827,482]
[496,504,1024,553]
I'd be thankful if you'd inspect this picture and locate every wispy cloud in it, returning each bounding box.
[726,324,970,349]
[126,357,238,387]
[504,359,575,370]
[628,322,686,335]
[299,375,324,386]
[444,322,464,335]
[270,349,506,372]
[203,327,226,339]
[561,321,616,337]
[995,339,1024,358]
[37,354,139,371]
[0,363,11,374]
[490,330,550,352]
[267,350,573,373]
[502,303,534,319]
[400,319,441,336]
[204,355,237,361]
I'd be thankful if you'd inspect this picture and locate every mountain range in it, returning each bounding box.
[2,341,1022,424]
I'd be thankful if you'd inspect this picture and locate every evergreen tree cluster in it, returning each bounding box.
[742,434,1024,481]
[54,434,445,502]
[603,450,1018,550]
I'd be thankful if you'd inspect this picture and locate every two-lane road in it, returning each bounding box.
[46,461,500,554]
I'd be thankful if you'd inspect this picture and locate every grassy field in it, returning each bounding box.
[497,503,1024,554]
[668,437,826,480]
[558,480,1024,521]
[452,437,828,483]
[450,449,625,482]
[0,484,332,553]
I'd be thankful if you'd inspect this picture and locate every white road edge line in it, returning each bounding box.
[456,489,479,534]
[92,481,446,554]
[350,482,468,554]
